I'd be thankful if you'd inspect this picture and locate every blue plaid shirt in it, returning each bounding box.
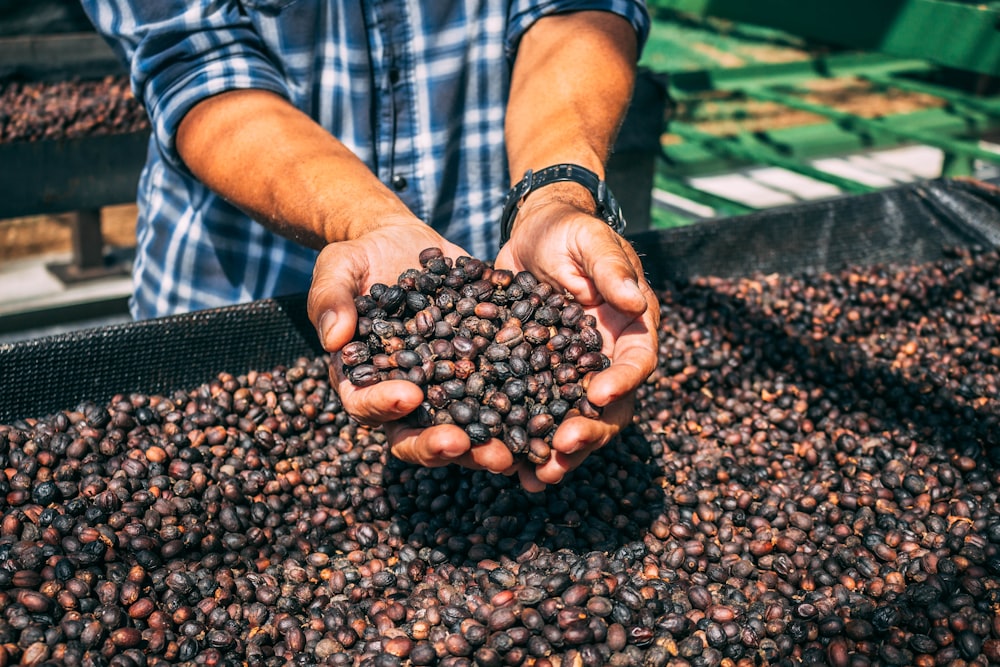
[82,1,650,319]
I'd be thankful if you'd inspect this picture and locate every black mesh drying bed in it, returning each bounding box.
[3,176,1000,422]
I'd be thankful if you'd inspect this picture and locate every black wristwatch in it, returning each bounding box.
[499,164,627,246]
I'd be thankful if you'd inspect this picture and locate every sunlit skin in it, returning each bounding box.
[310,227,516,476]
[495,193,659,490]
[175,11,658,488]
[494,11,659,489]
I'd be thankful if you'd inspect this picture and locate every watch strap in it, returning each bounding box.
[499,164,627,246]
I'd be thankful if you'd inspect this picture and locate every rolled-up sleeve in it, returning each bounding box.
[80,2,291,172]
[506,0,651,61]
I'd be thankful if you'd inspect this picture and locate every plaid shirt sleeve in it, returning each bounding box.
[80,1,291,173]
[506,0,650,60]
[76,1,650,320]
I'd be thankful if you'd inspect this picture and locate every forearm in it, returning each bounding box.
[506,11,638,180]
[176,89,415,249]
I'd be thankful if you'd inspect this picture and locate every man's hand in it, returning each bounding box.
[498,8,649,490]
[307,223,514,474]
[177,91,512,473]
[495,189,660,491]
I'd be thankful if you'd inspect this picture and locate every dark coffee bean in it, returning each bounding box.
[32,481,61,505]
[495,325,524,348]
[340,341,371,366]
[453,336,476,359]
[506,426,529,454]
[392,349,422,370]
[526,414,555,438]
[110,627,142,648]
[348,364,380,387]
[688,585,712,610]
[578,326,602,350]
[845,619,873,640]
[485,343,510,362]
[449,400,479,426]
[534,306,560,326]
[511,300,535,321]
[576,351,607,373]
[465,423,491,444]
[466,373,487,399]
[418,247,444,266]
[10,246,1000,667]
[479,408,503,433]
[474,302,499,320]
[548,399,570,419]
[958,630,982,659]
[908,633,937,654]
[434,320,455,339]
[527,439,550,465]
[514,271,537,290]
[574,397,602,419]
[17,590,51,613]
[560,303,585,328]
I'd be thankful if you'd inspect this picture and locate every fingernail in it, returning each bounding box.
[442,445,465,460]
[624,278,642,300]
[318,311,337,347]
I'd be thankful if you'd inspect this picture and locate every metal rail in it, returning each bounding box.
[642,9,1000,228]
[0,30,139,313]
[668,124,877,194]
[740,85,1000,165]
[0,131,149,219]
[862,73,1000,116]
[649,0,1000,78]
[0,32,124,81]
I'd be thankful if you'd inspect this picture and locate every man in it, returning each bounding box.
[81,1,660,490]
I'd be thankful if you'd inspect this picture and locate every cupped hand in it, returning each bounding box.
[495,194,660,491]
[308,219,514,474]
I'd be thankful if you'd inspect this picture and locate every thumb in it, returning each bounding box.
[308,245,366,351]
[580,234,647,315]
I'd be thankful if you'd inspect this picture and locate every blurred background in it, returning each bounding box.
[3,0,1000,343]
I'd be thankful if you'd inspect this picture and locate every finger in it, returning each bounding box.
[533,448,592,486]
[454,439,515,474]
[500,220,598,302]
[502,460,526,478]
[337,378,425,425]
[517,465,549,493]
[549,416,607,454]
[387,423,471,466]
[550,411,621,456]
[565,228,649,317]
[575,233,647,315]
[587,336,655,406]
[587,326,658,407]
[587,364,645,407]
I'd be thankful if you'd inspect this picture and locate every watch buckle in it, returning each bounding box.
[516,169,535,211]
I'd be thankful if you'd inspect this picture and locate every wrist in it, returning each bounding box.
[505,182,591,240]
[499,163,626,245]
[522,180,596,214]
[332,200,421,243]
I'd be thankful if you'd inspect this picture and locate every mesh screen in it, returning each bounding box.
[632,177,1000,284]
[3,177,999,422]
[0,294,323,422]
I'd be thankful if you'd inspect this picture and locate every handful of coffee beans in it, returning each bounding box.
[340,247,610,463]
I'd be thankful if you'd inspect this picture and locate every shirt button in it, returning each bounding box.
[389,68,400,84]
[391,175,408,191]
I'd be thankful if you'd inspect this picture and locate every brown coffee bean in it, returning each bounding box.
[110,627,142,648]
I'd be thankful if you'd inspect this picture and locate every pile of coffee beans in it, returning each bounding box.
[341,248,610,463]
[0,75,148,143]
[0,245,999,667]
